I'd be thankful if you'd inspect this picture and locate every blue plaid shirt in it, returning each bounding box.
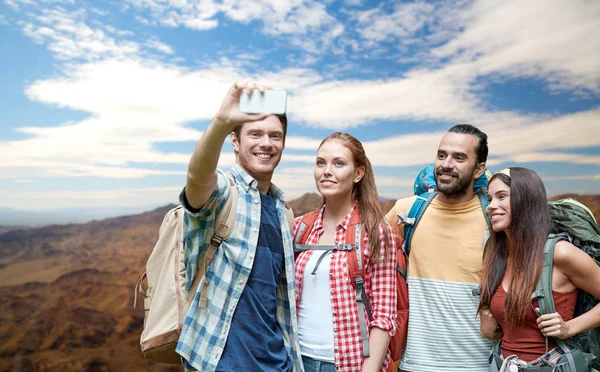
[176,163,303,372]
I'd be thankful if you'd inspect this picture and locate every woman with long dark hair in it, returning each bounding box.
[479,167,600,370]
[293,132,398,372]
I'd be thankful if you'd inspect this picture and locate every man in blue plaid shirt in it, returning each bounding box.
[176,81,303,372]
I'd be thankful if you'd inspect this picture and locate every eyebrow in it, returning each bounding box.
[488,189,509,198]
[245,128,283,136]
[437,149,468,158]
[315,156,347,161]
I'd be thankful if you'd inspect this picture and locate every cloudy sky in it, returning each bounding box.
[1,0,599,212]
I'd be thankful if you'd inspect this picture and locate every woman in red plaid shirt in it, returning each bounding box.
[293,132,397,372]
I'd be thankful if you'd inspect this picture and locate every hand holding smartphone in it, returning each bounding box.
[239,89,287,115]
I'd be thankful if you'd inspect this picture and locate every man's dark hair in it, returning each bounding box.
[447,124,488,164]
[232,114,288,143]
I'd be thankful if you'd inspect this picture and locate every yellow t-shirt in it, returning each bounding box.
[385,194,492,372]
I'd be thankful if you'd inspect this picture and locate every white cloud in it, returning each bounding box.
[432,0,600,94]
[349,0,600,94]
[352,2,436,46]
[145,36,174,54]
[19,7,140,61]
[1,56,596,183]
[2,0,598,209]
[4,0,33,10]
[125,0,344,53]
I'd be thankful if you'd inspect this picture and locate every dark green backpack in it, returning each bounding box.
[533,198,600,371]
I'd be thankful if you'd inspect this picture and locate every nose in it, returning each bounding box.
[486,199,497,213]
[323,163,333,176]
[258,134,272,148]
[441,157,454,169]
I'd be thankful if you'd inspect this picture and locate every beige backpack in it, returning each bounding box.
[134,177,294,364]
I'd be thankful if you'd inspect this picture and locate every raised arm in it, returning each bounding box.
[185,81,269,209]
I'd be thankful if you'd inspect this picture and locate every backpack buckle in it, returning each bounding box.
[397,212,415,226]
[211,234,224,248]
[355,276,364,290]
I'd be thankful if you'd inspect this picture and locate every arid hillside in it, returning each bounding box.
[0,194,597,371]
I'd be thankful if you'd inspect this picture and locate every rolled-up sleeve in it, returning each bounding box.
[365,222,398,336]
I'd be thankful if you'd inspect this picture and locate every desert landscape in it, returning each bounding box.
[0,194,598,372]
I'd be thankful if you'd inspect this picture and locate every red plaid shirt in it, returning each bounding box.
[294,202,397,371]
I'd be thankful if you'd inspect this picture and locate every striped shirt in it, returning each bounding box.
[386,195,492,372]
[295,203,397,371]
[176,163,303,372]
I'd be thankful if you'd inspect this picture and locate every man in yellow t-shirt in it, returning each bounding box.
[386,124,493,372]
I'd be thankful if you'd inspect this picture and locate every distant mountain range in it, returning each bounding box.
[0,206,158,228]
[0,195,395,229]
[0,194,597,371]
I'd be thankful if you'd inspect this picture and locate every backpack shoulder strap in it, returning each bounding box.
[284,202,294,235]
[293,210,320,245]
[342,210,373,358]
[476,189,492,255]
[476,189,492,229]
[532,234,581,371]
[212,176,238,246]
[533,235,561,316]
[190,175,238,307]
[401,191,437,256]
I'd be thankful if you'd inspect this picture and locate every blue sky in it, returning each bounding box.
[0,0,599,212]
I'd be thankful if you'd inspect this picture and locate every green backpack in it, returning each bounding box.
[533,198,600,371]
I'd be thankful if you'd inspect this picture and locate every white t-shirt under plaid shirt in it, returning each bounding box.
[176,163,303,372]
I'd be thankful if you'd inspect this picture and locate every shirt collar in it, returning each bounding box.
[229,163,286,201]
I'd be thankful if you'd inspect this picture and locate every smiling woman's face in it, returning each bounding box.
[486,178,512,234]
[314,139,363,200]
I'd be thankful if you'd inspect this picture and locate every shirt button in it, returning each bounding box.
[253,227,258,232]
[253,199,259,204]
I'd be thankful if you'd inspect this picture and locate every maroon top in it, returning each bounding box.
[489,284,577,361]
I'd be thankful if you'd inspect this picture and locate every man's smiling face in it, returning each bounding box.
[231,115,285,184]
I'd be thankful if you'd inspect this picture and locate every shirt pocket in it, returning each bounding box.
[458,242,484,273]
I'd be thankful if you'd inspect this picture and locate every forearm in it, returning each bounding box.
[185,118,234,209]
[480,308,501,340]
[361,327,390,372]
[184,80,270,209]
[567,303,600,337]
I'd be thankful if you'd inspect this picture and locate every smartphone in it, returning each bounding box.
[239,89,287,115]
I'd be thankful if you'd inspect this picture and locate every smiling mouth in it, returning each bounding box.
[255,153,273,160]
[320,180,336,186]
[490,214,504,221]
[438,172,456,178]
